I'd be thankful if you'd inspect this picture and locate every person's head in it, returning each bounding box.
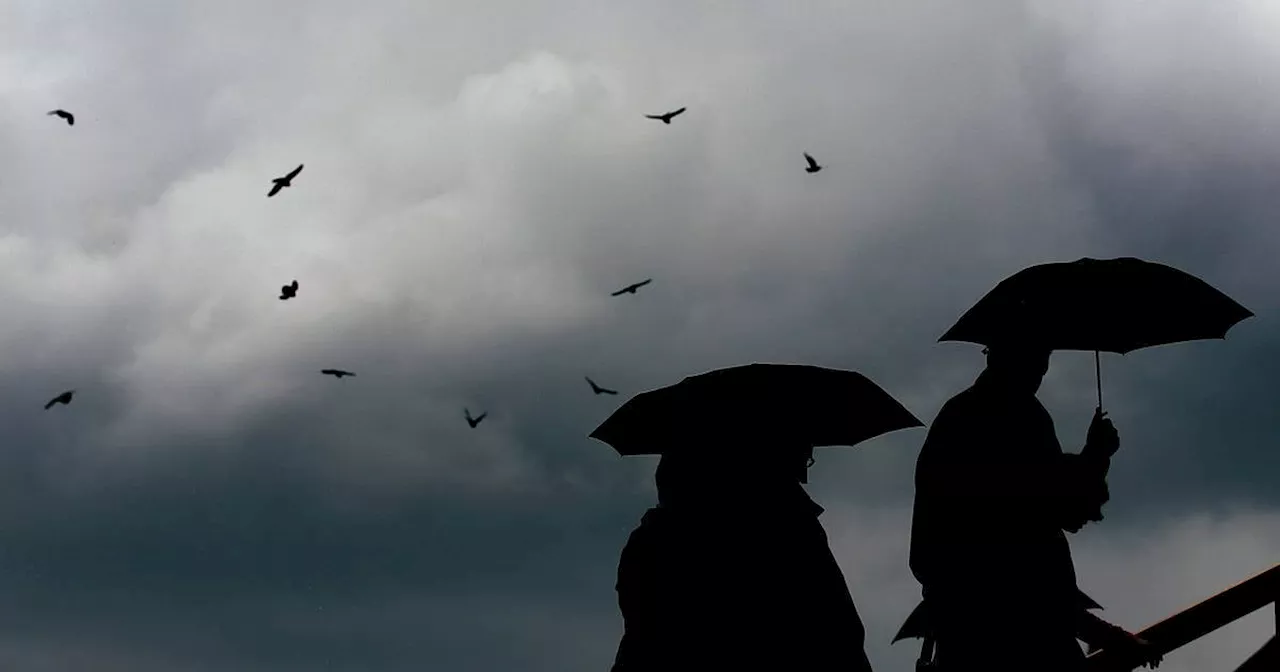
[982,341,1052,395]
[748,430,815,485]
[653,441,813,508]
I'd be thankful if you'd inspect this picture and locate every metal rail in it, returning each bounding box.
[1086,562,1279,672]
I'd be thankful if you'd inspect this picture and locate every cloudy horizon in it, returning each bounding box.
[2,1,1278,670]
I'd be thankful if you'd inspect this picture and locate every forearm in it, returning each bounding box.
[1076,448,1111,476]
[1075,610,1125,648]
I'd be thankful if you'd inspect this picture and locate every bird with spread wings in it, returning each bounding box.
[268,164,304,197]
[645,107,686,124]
[611,279,652,296]
[585,377,618,395]
[465,408,488,428]
[44,390,75,409]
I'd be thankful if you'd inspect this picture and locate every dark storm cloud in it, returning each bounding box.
[1,1,1278,670]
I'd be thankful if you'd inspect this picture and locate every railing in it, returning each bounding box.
[1086,562,1279,672]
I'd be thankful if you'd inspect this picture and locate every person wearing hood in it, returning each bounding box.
[611,435,874,671]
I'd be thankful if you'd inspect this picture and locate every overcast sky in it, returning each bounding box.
[1,1,1278,670]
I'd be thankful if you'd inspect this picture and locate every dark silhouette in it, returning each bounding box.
[279,280,298,300]
[610,445,874,671]
[645,107,686,124]
[47,109,74,126]
[902,257,1250,670]
[611,279,652,296]
[803,152,822,173]
[593,363,923,672]
[268,164,304,197]
[591,363,922,458]
[320,369,355,378]
[586,376,619,395]
[907,339,1162,671]
[43,390,75,409]
[464,408,487,429]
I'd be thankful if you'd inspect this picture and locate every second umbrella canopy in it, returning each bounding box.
[588,363,924,457]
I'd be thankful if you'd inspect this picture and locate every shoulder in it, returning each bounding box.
[928,386,989,434]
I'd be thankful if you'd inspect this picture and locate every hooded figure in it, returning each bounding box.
[611,439,874,672]
[907,341,1160,671]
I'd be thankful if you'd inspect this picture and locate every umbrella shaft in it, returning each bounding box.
[1095,350,1102,410]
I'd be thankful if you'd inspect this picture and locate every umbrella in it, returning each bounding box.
[588,363,923,457]
[939,257,1253,408]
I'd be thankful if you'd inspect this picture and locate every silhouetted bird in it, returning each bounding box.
[611,279,652,296]
[44,390,75,409]
[47,109,74,126]
[320,369,355,378]
[586,376,619,395]
[804,152,822,173]
[267,164,304,197]
[280,280,298,300]
[645,107,686,124]
[465,408,488,429]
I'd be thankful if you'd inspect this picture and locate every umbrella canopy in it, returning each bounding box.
[940,257,1252,354]
[589,363,923,457]
[939,257,1253,407]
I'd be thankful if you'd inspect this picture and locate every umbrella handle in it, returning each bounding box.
[1095,350,1103,411]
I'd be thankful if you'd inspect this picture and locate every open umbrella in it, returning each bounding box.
[939,257,1253,408]
[588,363,923,456]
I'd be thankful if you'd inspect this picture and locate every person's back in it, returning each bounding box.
[612,447,874,671]
[911,382,1081,614]
[908,344,1113,671]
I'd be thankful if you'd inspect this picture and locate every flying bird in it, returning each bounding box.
[464,408,488,429]
[645,107,686,124]
[320,369,355,378]
[47,109,74,126]
[804,152,822,173]
[585,377,618,396]
[44,390,75,409]
[611,279,652,296]
[267,164,304,197]
[279,280,298,300]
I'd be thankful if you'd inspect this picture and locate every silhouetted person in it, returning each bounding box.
[611,279,652,296]
[645,108,686,124]
[586,376,619,395]
[612,439,874,671]
[44,390,74,409]
[320,369,355,378]
[268,164,304,197]
[280,280,298,300]
[804,152,822,173]
[47,109,74,126]
[465,408,487,428]
[908,340,1161,671]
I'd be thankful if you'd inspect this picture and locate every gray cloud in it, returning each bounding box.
[1,0,1278,669]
